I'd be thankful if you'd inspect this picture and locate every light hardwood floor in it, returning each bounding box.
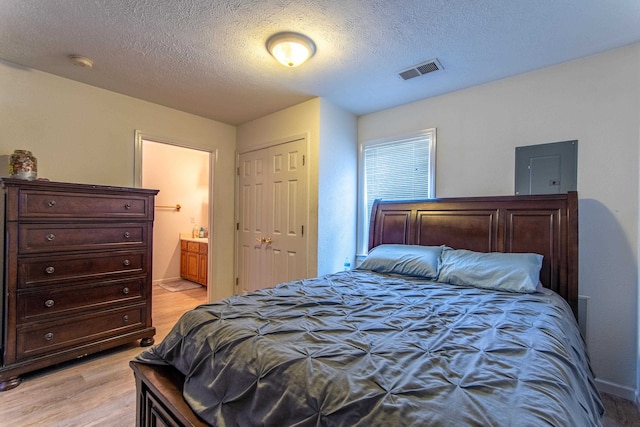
[602,393,640,427]
[0,284,638,426]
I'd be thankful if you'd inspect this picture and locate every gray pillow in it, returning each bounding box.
[437,248,543,293]
[358,244,443,279]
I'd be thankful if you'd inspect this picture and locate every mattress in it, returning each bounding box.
[135,270,603,426]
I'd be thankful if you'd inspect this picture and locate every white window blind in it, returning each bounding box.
[359,129,436,254]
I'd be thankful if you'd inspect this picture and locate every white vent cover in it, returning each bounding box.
[398,59,443,80]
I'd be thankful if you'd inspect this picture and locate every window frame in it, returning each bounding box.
[357,128,437,256]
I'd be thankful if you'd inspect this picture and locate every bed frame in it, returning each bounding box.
[368,192,578,316]
[130,192,578,427]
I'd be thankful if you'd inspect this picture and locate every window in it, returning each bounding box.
[357,129,436,255]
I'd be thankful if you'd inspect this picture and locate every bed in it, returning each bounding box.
[130,192,603,426]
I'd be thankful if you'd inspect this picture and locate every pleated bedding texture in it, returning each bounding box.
[136,270,603,427]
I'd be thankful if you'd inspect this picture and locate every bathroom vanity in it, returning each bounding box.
[180,238,207,286]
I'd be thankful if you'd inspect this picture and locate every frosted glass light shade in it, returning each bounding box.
[267,32,316,67]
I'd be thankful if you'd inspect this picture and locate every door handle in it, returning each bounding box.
[256,237,266,244]
[265,237,272,245]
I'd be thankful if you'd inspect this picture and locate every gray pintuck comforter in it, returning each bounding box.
[135,270,604,426]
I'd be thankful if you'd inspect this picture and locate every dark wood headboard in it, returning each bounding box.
[368,192,579,317]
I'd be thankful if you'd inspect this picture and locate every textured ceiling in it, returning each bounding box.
[1,0,640,126]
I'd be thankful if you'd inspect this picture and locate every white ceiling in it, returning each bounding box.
[2,0,640,126]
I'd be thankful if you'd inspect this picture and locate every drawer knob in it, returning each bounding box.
[123,259,131,266]
[44,299,55,308]
[122,287,130,295]
[123,231,131,238]
[124,203,131,210]
[45,266,55,274]
[47,200,56,207]
[44,332,54,341]
[46,233,56,241]
[122,315,129,323]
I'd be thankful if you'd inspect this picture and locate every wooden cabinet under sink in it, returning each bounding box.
[180,240,207,286]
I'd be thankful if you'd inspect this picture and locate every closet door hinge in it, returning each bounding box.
[302,155,305,166]
[237,167,240,176]
[236,222,239,230]
[301,225,304,237]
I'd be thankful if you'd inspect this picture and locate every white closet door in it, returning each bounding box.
[238,138,308,293]
[238,148,268,292]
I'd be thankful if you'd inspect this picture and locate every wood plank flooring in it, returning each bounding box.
[1,284,638,426]
[603,393,640,427]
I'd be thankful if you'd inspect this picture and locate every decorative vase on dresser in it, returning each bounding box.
[0,178,159,391]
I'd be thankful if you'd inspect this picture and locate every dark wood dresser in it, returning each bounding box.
[0,179,159,391]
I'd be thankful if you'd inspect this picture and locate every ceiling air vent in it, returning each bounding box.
[398,58,443,81]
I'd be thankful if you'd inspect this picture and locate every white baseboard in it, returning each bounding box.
[595,378,636,401]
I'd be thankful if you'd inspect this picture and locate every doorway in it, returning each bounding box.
[135,133,212,304]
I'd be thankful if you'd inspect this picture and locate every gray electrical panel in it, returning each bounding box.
[515,140,577,195]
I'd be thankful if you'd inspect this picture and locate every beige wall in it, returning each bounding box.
[237,98,358,277]
[359,43,640,399]
[317,99,358,274]
[237,99,321,277]
[142,141,210,283]
[0,59,237,301]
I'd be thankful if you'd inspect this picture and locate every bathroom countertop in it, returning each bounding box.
[181,237,208,243]
[179,234,208,243]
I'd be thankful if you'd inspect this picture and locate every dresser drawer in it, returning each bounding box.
[17,276,146,321]
[18,251,146,288]
[16,306,146,360]
[17,190,151,219]
[19,223,148,254]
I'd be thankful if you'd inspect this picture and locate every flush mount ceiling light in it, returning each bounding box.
[68,54,94,68]
[266,32,316,68]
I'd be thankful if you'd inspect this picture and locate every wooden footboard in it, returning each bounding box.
[130,361,207,427]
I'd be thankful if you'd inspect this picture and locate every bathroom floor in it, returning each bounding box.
[158,279,203,292]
